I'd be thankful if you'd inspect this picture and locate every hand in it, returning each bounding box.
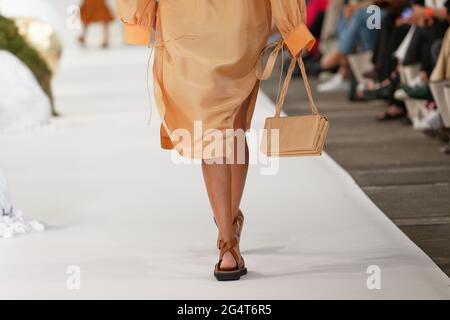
[395,16,406,27]
[343,4,356,19]
[407,6,426,25]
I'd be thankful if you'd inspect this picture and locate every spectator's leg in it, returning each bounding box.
[337,8,376,55]
[322,8,378,72]
[380,24,410,81]
[404,27,425,67]
[320,14,347,69]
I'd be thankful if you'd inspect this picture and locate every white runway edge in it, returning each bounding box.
[0,46,449,299]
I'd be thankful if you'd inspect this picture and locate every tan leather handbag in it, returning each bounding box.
[258,42,329,157]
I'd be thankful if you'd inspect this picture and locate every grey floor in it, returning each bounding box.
[261,71,450,277]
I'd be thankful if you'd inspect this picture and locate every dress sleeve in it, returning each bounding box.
[270,0,316,57]
[116,0,156,45]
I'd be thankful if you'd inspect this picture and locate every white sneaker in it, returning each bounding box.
[415,110,443,130]
[317,73,350,93]
[410,75,424,87]
[394,88,409,101]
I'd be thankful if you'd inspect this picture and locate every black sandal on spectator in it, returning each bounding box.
[376,105,406,121]
[377,112,405,121]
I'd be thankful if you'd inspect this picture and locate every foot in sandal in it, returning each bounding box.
[214,238,247,281]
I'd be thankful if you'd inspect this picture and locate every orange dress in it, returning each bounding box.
[80,0,114,24]
[117,0,315,159]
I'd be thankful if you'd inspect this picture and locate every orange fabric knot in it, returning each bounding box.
[283,23,316,57]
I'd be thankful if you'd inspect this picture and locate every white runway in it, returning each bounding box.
[0,46,449,299]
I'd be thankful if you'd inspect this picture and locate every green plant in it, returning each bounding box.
[0,15,57,116]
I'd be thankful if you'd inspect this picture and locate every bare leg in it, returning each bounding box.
[202,100,250,269]
[78,24,87,46]
[320,48,345,70]
[230,102,249,224]
[202,160,240,269]
[102,22,110,48]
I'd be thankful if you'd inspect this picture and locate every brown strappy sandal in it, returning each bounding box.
[214,238,247,281]
[216,210,244,249]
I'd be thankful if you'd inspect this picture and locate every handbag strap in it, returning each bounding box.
[257,39,320,118]
[297,57,320,116]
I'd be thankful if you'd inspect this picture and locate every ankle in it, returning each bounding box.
[222,233,238,243]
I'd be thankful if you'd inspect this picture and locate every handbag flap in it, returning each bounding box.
[263,114,324,153]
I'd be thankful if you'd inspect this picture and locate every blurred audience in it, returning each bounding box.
[303,0,450,154]
[318,0,387,92]
[307,0,330,58]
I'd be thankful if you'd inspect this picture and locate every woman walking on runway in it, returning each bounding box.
[117,0,315,281]
[79,0,114,48]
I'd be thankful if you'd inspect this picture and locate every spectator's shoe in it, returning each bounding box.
[317,73,350,93]
[376,105,406,121]
[362,85,393,101]
[409,75,425,87]
[394,88,409,101]
[400,84,432,100]
[362,76,400,101]
[377,112,405,121]
[303,56,338,77]
[415,111,443,131]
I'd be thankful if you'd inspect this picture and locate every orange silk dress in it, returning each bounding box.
[80,0,114,24]
[117,0,315,159]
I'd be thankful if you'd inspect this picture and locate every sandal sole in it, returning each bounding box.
[214,267,247,281]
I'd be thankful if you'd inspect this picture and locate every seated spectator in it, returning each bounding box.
[374,0,450,120]
[317,0,385,92]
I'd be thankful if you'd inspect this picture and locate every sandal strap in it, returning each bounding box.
[217,211,244,249]
[219,238,240,264]
[234,210,244,225]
